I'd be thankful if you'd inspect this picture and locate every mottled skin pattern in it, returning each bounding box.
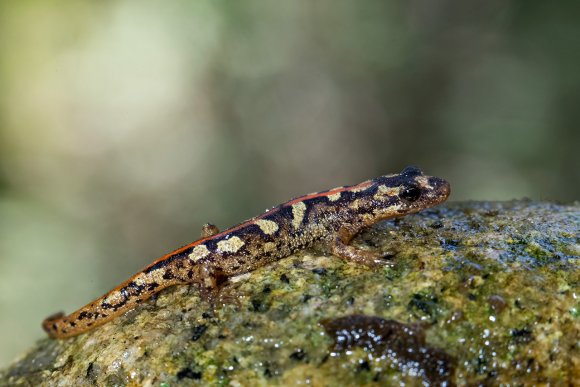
[43,167,450,339]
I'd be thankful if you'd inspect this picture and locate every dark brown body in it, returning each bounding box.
[43,166,450,338]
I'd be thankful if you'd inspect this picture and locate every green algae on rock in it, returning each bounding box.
[0,200,578,386]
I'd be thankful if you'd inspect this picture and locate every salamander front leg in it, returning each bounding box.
[331,226,394,268]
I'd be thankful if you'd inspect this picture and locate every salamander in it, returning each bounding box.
[42,166,450,339]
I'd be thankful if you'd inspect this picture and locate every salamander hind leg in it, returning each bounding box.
[189,263,228,304]
[201,223,220,238]
[187,263,247,312]
[331,227,394,268]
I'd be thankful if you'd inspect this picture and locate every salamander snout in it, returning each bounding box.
[427,176,451,202]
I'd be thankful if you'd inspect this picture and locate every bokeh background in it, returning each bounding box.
[0,1,578,366]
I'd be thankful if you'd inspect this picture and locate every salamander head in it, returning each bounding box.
[370,166,450,218]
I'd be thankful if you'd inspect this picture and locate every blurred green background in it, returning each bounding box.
[0,1,578,366]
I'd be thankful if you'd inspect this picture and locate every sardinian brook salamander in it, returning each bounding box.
[43,166,450,338]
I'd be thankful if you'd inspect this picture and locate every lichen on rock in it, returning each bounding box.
[1,200,578,386]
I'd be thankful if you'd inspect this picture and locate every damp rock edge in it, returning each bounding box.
[1,200,578,386]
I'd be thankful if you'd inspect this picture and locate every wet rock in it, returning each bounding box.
[1,200,578,386]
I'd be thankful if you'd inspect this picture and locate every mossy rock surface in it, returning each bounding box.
[1,200,578,386]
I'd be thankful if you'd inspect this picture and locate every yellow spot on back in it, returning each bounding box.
[104,291,122,305]
[291,201,307,229]
[133,273,147,286]
[217,236,245,253]
[415,176,432,189]
[189,244,210,262]
[350,199,363,210]
[263,242,276,252]
[350,181,372,193]
[377,185,400,196]
[255,219,279,235]
[327,192,341,201]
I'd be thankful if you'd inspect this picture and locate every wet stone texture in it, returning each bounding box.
[1,200,578,386]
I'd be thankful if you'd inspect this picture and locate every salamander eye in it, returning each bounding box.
[401,185,421,202]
